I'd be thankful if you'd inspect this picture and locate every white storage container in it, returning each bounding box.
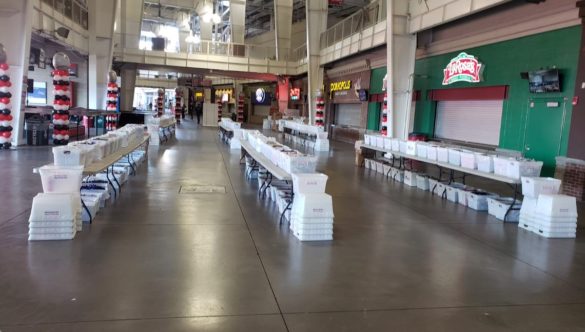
[508,160,543,180]
[521,177,561,198]
[476,154,494,173]
[403,171,416,187]
[364,159,372,169]
[467,191,498,211]
[446,183,465,203]
[460,151,477,170]
[53,146,86,167]
[416,142,428,159]
[391,139,400,152]
[383,137,393,151]
[291,222,334,231]
[382,163,392,176]
[426,145,438,161]
[391,168,404,182]
[428,178,438,192]
[399,141,408,154]
[292,173,328,194]
[364,134,372,146]
[416,174,430,191]
[487,197,521,222]
[375,161,384,174]
[39,165,84,193]
[294,233,333,241]
[437,147,449,163]
[494,156,513,177]
[535,195,578,218]
[375,136,385,148]
[406,141,417,156]
[29,193,80,221]
[291,193,334,218]
[456,186,475,206]
[28,231,76,241]
[448,149,462,166]
[520,197,538,217]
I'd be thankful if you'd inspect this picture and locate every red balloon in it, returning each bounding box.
[0,63,8,70]
[0,115,5,121]
[0,98,9,104]
[0,131,10,138]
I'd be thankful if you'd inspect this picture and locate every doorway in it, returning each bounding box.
[523,97,567,176]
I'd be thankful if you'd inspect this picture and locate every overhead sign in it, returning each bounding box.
[330,80,351,92]
[443,52,483,85]
[255,88,266,103]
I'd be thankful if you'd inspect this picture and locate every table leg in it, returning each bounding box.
[81,197,92,224]
[280,193,294,225]
[105,166,116,200]
[111,166,121,195]
[503,183,520,222]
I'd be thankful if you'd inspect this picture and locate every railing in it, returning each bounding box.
[128,40,307,62]
[320,0,386,49]
[40,0,88,29]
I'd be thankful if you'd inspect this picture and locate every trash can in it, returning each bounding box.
[25,116,50,146]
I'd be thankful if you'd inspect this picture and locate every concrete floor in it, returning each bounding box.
[1,120,585,331]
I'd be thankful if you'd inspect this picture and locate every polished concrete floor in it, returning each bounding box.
[1,120,585,331]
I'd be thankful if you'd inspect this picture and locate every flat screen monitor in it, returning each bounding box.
[529,69,560,93]
[27,81,47,105]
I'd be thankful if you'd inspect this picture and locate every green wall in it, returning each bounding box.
[370,67,387,94]
[413,26,581,165]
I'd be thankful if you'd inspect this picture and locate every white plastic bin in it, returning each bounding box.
[375,136,385,148]
[391,139,400,152]
[508,160,543,180]
[487,197,521,222]
[53,146,86,167]
[391,168,404,182]
[29,193,80,221]
[403,171,416,187]
[382,164,392,176]
[399,141,407,154]
[521,177,561,198]
[426,145,438,161]
[476,154,494,173]
[364,134,372,146]
[416,142,428,159]
[292,173,328,194]
[535,195,578,218]
[291,193,334,218]
[39,165,83,193]
[520,197,538,217]
[416,174,430,191]
[406,141,417,156]
[448,149,462,166]
[446,183,466,203]
[467,191,498,211]
[494,156,513,177]
[460,151,477,170]
[437,147,449,163]
[383,137,393,151]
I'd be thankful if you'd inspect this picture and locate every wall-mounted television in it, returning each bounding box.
[252,88,272,105]
[528,69,560,93]
[27,81,47,105]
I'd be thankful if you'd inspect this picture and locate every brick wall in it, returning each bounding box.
[555,157,585,202]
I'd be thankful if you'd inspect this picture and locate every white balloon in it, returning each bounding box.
[0,137,6,144]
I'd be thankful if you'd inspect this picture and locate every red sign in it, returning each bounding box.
[290,88,301,101]
[329,0,343,5]
[442,52,483,85]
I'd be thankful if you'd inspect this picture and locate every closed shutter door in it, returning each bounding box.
[435,100,503,146]
[336,103,362,127]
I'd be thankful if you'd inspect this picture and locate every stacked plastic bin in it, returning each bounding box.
[290,173,334,241]
[519,177,576,238]
[29,165,84,241]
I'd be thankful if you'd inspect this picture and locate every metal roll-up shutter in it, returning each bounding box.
[435,100,503,146]
[336,103,362,127]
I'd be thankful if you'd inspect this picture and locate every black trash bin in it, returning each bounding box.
[25,116,50,146]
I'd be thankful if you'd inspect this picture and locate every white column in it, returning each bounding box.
[117,0,144,50]
[0,0,33,145]
[274,0,293,60]
[120,67,137,112]
[231,0,246,44]
[305,0,328,125]
[388,0,416,139]
[88,0,118,110]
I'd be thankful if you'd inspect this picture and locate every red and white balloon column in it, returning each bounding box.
[52,52,71,145]
[314,89,325,128]
[381,74,389,136]
[156,88,164,116]
[106,70,118,131]
[0,44,13,149]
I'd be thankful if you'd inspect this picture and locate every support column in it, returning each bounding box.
[231,0,246,44]
[117,0,144,50]
[274,0,293,60]
[88,0,118,110]
[306,0,328,125]
[0,0,33,146]
[387,0,416,139]
[120,66,137,112]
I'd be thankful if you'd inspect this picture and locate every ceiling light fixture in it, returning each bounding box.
[212,13,221,24]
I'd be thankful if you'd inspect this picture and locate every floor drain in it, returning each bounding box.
[179,185,226,194]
